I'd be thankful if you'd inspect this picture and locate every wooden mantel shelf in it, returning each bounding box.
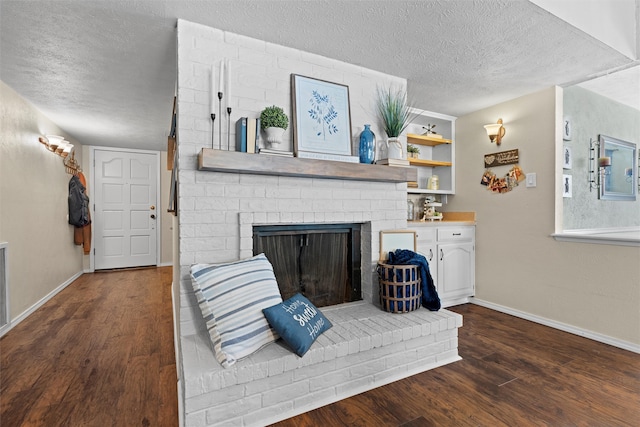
[198,149,417,183]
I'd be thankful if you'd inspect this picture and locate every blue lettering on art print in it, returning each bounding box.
[307,90,339,140]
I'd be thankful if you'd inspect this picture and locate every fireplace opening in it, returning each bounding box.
[253,223,362,308]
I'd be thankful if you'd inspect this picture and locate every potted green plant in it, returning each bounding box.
[375,86,418,159]
[260,105,289,146]
[407,144,420,159]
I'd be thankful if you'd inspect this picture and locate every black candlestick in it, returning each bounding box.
[227,107,232,150]
[210,113,216,149]
[218,92,223,149]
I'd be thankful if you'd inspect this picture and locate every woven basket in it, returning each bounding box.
[377,264,422,313]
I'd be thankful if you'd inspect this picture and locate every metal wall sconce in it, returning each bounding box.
[483,118,506,145]
[39,135,74,158]
[39,135,81,175]
[588,138,611,191]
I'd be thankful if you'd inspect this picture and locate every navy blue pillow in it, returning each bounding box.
[262,293,332,357]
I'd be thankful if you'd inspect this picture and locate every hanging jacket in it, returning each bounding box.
[72,172,92,254]
[68,175,90,227]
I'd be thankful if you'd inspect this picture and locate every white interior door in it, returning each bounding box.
[94,149,158,270]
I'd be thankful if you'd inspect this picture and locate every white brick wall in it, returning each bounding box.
[175,19,445,427]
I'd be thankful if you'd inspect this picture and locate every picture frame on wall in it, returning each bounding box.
[563,146,572,169]
[562,174,572,198]
[563,117,572,140]
[291,74,353,157]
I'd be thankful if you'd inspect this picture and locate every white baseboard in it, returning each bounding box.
[0,271,83,338]
[471,298,640,354]
[157,261,173,267]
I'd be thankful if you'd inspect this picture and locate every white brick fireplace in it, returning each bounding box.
[177,161,464,427]
[175,20,463,427]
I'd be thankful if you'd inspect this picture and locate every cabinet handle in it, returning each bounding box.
[453,233,462,236]
[429,249,433,261]
[440,248,444,261]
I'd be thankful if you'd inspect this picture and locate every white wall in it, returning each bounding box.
[0,81,84,322]
[562,85,640,229]
[447,87,640,347]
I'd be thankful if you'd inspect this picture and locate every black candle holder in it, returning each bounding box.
[210,113,216,149]
[227,107,232,150]
[218,92,223,149]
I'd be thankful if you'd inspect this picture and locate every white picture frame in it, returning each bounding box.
[562,174,572,198]
[563,117,572,141]
[563,146,572,169]
[291,74,353,157]
[379,230,417,262]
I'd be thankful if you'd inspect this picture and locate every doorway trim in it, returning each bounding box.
[88,146,161,272]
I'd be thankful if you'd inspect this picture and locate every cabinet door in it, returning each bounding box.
[437,242,475,300]
[417,243,437,283]
[416,228,438,281]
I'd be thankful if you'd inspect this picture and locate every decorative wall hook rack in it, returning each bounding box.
[63,152,82,175]
[588,138,600,191]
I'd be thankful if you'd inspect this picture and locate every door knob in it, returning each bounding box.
[150,214,156,219]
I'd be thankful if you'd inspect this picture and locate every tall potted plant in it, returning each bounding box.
[376,86,417,159]
[260,105,289,147]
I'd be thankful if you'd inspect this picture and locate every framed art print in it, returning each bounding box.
[562,174,572,198]
[291,74,353,156]
[563,117,572,141]
[563,146,572,169]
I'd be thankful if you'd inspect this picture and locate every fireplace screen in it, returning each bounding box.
[253,224,361,307]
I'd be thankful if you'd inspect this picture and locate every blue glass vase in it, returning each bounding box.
[359,124,376,164]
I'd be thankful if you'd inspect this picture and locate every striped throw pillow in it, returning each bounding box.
[190,253,283,368]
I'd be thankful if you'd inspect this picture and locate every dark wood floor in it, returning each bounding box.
[274,304,640,427]
[2,268,639,426]
[0,267,177,427]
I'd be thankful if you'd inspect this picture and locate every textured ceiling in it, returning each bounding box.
[0,0,638,151]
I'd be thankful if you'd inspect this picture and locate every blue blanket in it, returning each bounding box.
[388,249,441,311]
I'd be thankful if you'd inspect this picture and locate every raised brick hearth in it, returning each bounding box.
[181,301,462,426]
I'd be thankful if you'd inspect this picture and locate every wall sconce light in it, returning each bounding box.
[38,135,81,175]
[38,135,74,158]
[483,118,506,145]
[588,138,611,191]
[598,156,611,175]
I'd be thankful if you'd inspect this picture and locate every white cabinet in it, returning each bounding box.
[437,242,475,303]
[416,227,437,281]
[415,224,475,307]
[405,109,456,195]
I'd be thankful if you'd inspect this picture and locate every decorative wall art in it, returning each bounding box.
[563,146,572,169]
[291,74,353,157]
[480,165,525,194]
[563,174,572,198]
[563,117,572,140]
[484,149,519,168]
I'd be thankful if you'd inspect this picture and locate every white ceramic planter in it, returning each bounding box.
[264,127,285,146]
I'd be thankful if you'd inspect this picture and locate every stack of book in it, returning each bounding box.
[235,117,261,153]
[375,158,410,167]
[258,148,293,157]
